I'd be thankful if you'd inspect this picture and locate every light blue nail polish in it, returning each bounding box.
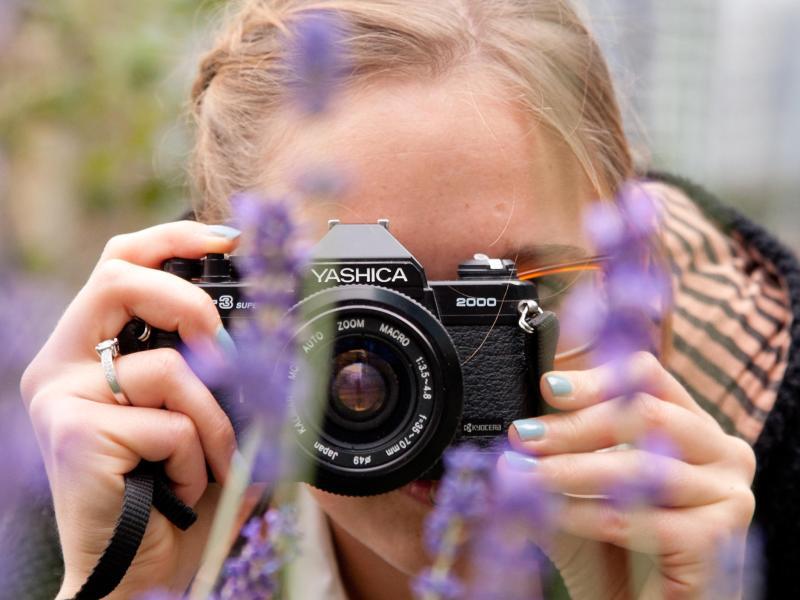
[207,224,242,240]
[513,418,546,441]
[503,450,539,471]
[545,374,573,397]
[216,324,237,357]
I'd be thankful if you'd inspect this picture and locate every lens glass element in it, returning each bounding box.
[330,349,396,420]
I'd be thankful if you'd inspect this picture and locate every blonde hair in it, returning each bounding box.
[189,0,633,223]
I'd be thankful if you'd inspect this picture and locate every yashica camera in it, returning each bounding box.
[120,220,557,496]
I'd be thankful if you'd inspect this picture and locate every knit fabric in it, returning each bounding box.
[647,179,792,443]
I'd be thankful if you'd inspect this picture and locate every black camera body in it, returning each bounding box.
[121,220,556,496]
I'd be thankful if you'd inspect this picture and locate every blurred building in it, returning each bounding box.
[580,0,800,250]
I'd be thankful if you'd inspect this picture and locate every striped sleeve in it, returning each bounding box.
[646,181,792,444]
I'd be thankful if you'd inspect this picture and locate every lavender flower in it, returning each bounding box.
[602,432,680,510]
[412,569,464,600]
[285,10,349,115]
[186,193,308,485]
[0,268,64,589]
[423,446,493,557]
[710,526,763,599]
[293,163,350,200]
[133,590,183,600]
[571,182,671,396]
[466,466,561,600]
[415,445,493,600]
[218,504,300,600]
[0,269,62,512]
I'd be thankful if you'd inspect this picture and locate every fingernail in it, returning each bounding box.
[503,450,539,471]
[206,224,242,240]
[216,324,237,357]
[545,374,573,397]
[512,418,546,441]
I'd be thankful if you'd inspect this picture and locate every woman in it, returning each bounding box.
[19,0,799,598]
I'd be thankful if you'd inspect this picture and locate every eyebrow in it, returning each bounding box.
[508,243,590,266]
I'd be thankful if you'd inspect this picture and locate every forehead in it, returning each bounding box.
[264,74,593,278]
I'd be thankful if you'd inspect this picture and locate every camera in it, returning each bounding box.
[119,220,558,496]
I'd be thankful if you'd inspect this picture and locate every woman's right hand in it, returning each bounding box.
[20,221,243,598]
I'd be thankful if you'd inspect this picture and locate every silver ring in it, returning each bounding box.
[94,338,130,405]
[137,322,151,342]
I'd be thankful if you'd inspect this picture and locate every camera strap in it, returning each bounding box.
[517,301,560,400]
[69,461,197,600]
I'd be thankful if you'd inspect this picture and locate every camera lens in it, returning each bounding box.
[286,285,463,497]
[330,348,398,423]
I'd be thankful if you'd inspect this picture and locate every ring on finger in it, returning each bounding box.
[137,321,152,342]
[95,337,130,405]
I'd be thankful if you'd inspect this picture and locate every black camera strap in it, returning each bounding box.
[69,461,197,600]
[529,309,560,378]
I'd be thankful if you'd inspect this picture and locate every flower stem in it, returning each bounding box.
[189,421,262,600]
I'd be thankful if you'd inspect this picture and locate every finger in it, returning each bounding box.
[59,260,227,358]
[540,351,713,422]
[46,400,208,507]
[97,404,208,507]
[510,393,729,464]
[68,347,236,482]
[98,220,241,268]
[555,497,706,555]
[501,449,728,507]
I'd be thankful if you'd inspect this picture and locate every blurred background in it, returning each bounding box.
[1,0,799,290]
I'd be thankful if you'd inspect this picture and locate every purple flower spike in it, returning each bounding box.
[617,182,660,239]
[294,163,350,199]
[219,505,300,600]
[285,10,349,115]
[467,468,553,600]
[133,590,183,600]
[423,445,493,556]
[709,526,764,600]
[604,432,681,510]
[583,202,626,254]
[568,182,671,402]
[413,568,464,600]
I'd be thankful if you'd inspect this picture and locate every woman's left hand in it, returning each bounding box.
[505,351,757,600]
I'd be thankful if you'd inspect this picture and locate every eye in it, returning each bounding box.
[530,268,600,312]
[532,274,570,311]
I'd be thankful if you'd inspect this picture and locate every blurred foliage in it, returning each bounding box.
[0,0,226,275]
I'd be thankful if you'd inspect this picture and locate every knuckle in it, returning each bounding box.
[149,347,187,382]
[48,407,92,466]
[166,410,196,444]
[91,257,128,288]
[20,360,42,405]
[730,486,756,523]
[187,289,218,324]
[729,436,757,482]
[652,515,678,549]
[101,234,132,259]
[26,392,57,448]
[633,394,668,431]
[210,409,235,450]
[629,351,662,380]
[598,504,630,546]
[560,411,587,445]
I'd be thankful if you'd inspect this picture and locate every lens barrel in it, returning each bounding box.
[286,285,462,496]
